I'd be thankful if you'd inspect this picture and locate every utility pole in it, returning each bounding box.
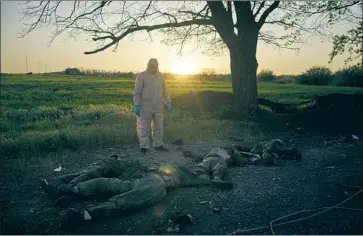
[25,54,28,73]
[38,61,41,74]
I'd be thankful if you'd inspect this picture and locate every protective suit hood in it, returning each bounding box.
[146,58,159,73]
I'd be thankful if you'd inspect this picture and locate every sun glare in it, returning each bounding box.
[169,59,195,75]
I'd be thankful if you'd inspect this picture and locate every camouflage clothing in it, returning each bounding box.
[231,139,301,166]
[56,156,144,187]
[42,149,233,220]
[83,174,167,219]
[76,149,235,219]
[156,165,210,189]
[192,148,232,181]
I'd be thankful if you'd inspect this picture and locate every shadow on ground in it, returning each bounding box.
[173,91,362,136]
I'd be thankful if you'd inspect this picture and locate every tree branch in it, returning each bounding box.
[264,20,294,27]
[207,1,236,45]
[257,1,279,29]
[20,1,50,37]
[251,1,257,12]
[253,1,265,17]
[178,4,210,19]
[85,18,213,54]
[299,1,360,14]
[66,1,108,28]
[233,1,256,34]
[227,1,233,23]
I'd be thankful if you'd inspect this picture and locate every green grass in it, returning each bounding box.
[1,74,361,157]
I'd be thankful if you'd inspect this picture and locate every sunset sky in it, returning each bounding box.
[1,1,359,75]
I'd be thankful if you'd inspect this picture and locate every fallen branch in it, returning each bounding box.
[341,185,363,189]
[269,189,363,234]
[229,189,363,235]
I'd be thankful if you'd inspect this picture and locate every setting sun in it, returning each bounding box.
[169,58,196,75]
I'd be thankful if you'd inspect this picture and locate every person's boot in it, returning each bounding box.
[155,145,168,151]
[294,150,302,161]
[40,179,50,193]
[54,195,83,207]
[40,180,76,200]
[40,179,63,200]
[211,179,233,191]
[140,148,149,154]
[56,184,76,198]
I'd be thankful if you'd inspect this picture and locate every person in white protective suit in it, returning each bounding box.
[133,58,173,153]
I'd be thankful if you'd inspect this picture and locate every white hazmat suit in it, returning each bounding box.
[133,59,171,149]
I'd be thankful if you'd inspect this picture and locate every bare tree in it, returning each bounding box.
[19,1,361,111]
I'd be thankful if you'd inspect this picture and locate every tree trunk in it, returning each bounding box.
[229,33,259,112]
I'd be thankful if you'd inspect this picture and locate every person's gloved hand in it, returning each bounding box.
[135,105,141,117]
[167,103,173,111]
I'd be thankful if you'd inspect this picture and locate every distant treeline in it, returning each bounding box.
[257,64,362,87]
[64,67,136,78]
[62,67,231,81]
[2,64,361,87]
[62,65,363,87]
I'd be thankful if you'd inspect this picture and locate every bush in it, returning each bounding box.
[296,66,333,86]
[65,67,81,75]
[275,75,298,84]
[332,64,363,87]
[257,69,276,82]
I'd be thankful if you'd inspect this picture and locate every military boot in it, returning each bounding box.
[140,148,150,154]
[40,179,64,200]
[54,195,84,207]
[210,175,233,191]
[40,179,77,200]
[211,179,233,191]
[155,145,169,151]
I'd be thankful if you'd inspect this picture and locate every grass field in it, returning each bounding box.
[1,74,361,157]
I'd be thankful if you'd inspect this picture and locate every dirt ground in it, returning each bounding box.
[1,93,362,234]
[1,131,362,235]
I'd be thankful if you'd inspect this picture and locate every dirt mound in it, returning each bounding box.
[173,91,362,135]
[259,93,362,114]
[290,99,362,135]
[173,91,233,113]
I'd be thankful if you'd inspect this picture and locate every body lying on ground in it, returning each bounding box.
[40,139,301,224]
[229,138,302,166]
[183,139,302,168]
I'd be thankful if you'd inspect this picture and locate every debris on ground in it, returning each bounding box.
[352,135,360,140]
[170,212,193,226]
[166,225,180,233]
[162,212,194,234]
[324,140,342,146]
[212,208,221,214]
[200,201,212,205]
[53,166,62,172]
